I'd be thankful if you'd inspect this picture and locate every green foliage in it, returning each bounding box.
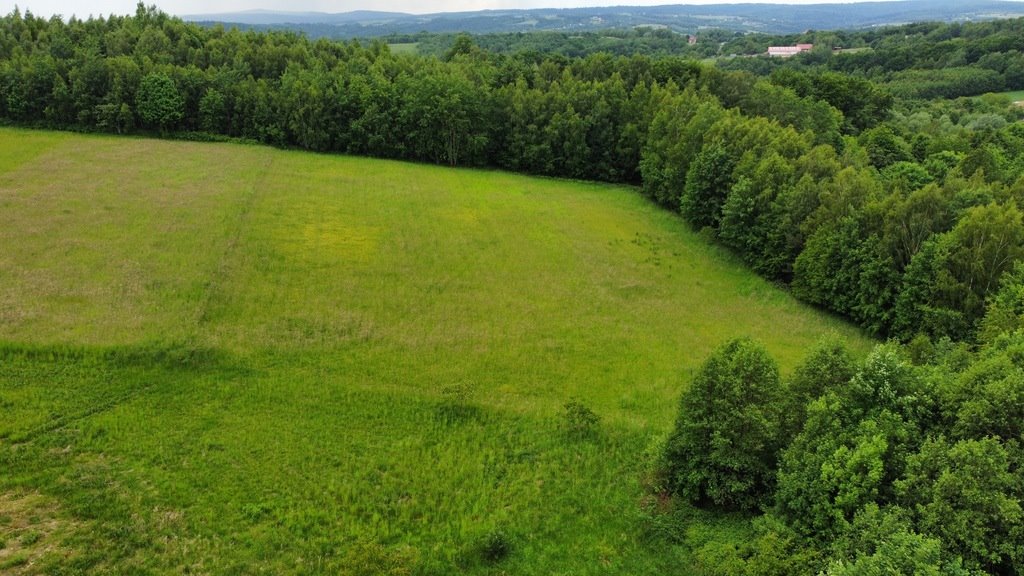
[198,88,227,133]
[775,345,931,537]
[924,151,964,181]
[783,336,856,440]
[2,9,1024,345]
[881,183,955,270]
[8,10,1024,571]
[793,217,870,319]
[444,33,477,61]
[654,331,1024,574]
[691,515,822,576]
[889,67,1006,100]
[650,286,1024,576]
[135,72,183,132]
[945,331,1024,441]
[979,261,1024,342]
[769,69,893,134]
[897,437,1023,572]
[741,80,842,146]
[824,505,967,576]
[862,126,913,169]
[640,92,723,207]
[664,338,785,511]
[960,143,1007,182]
[778,409,899,538]
[895,203,1024,341]
[680,142,735,228]
[719,151,799,278]
[880,161,933,192]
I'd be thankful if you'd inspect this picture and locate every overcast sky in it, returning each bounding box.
[7,0,894,20]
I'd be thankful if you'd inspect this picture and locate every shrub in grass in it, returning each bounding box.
[437,383,479,423]
[20,530,41,546]
[477,528,513,564]
[561,398,600,439]
[0,551,29,569]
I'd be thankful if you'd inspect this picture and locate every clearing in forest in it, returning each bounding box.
[0,128,872,574]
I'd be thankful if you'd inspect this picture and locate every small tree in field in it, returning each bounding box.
[664,337,785,511]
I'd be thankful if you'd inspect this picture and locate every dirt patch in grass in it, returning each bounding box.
[0,491,81,574]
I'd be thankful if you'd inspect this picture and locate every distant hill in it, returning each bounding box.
[184,0,1024,37]
[182,9,409,26]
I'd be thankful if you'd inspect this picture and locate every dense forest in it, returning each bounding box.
[389,28,722,59]
[3,6,1024,572]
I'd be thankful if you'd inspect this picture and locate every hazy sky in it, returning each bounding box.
[7,0,886,20]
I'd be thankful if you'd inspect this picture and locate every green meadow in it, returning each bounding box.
[0,128,872,574]
[386,42,420,55]
[998,89,1024,101]
[976,89,1024,103]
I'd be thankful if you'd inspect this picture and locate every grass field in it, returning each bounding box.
[0,128,873,574]
[983,89,1024,103]
[387,42,420,55]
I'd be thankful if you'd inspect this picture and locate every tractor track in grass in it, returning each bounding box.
[194,152,275,328]
[5,377,165,447]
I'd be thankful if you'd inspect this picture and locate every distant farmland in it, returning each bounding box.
[1000,89,1024,103]
[0,129,872,574]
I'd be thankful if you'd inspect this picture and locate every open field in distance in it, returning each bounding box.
[999,89,1024,103]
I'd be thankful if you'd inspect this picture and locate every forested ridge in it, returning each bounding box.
[185,0,1024,39]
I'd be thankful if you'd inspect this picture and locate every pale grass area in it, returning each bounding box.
[0,135,273,345]
[0,491,82,573]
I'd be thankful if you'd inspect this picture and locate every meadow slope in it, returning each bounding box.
[0,128,873,574]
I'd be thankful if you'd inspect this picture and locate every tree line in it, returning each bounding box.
[3,5,1024,343]
[399,28,731,60]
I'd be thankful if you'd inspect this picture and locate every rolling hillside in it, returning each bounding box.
[0,129,872,574]
[185,0,1024,37]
